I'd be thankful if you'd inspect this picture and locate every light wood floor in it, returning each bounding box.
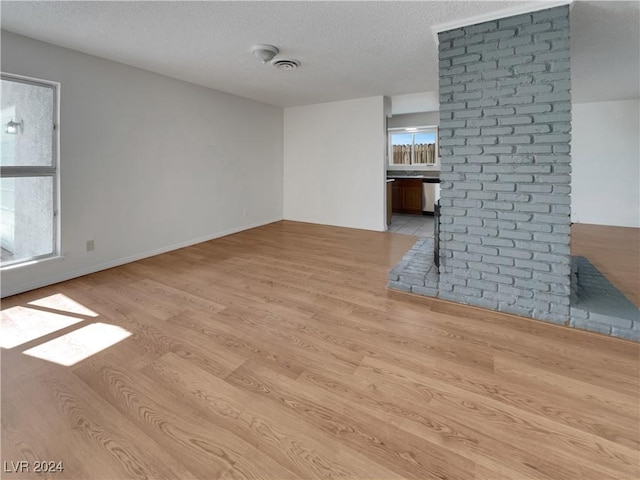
[1,220,639,480]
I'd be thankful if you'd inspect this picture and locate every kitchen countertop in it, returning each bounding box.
[386,174,440,183]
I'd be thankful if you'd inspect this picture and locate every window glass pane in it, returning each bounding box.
[1,79,54,167]
[391,133,413,165]
[414,131,437,165]
[391,133,413,146]
[1,176,54,265]
[414,132,436,144]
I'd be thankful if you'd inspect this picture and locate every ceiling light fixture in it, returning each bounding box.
[5,119,23,134]
[251,44,279,63]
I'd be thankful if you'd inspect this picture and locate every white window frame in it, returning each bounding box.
[388,125,439,169]
[0,72,61,269]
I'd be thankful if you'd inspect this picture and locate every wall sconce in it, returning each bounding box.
[5,119,23,134]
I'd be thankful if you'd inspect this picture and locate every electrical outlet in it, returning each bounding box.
[243,208,247,217]
[86,240,94,252]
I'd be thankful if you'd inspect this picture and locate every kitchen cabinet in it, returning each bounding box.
[392,181,402,211]
[387,180,394,226]
[391,178,423,215]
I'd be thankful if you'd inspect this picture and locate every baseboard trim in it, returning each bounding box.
[1,217,283,298]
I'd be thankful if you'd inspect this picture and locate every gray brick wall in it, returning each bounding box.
[438,6,571,324]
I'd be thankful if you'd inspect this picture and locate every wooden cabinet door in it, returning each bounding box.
[386,182,393,226]
[391,178,423,214]
[392,181,402,211]
[402,180,423,214]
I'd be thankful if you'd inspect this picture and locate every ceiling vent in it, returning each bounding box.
[271,59,301,70]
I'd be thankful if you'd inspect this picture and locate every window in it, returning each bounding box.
[389,126,438,167]
[1,74,59,268]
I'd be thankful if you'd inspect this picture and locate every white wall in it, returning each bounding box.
[572,99,639,227]
[283,96,386,231]
[1,31,283,297]
[390,91,438,115]
[388,111,439,129]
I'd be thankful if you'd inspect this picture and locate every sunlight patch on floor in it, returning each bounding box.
[0,306,84,349]
[28,293,99,317]
[22,322,131,366]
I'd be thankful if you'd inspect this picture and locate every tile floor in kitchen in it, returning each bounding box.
[387,213,434,237]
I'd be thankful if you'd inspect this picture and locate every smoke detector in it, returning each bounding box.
[251,44,279,63]
[271,59,301,70]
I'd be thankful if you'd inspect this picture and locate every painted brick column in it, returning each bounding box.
[437,5,571,323]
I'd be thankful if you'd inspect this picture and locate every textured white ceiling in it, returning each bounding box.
[1,1,638,107]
